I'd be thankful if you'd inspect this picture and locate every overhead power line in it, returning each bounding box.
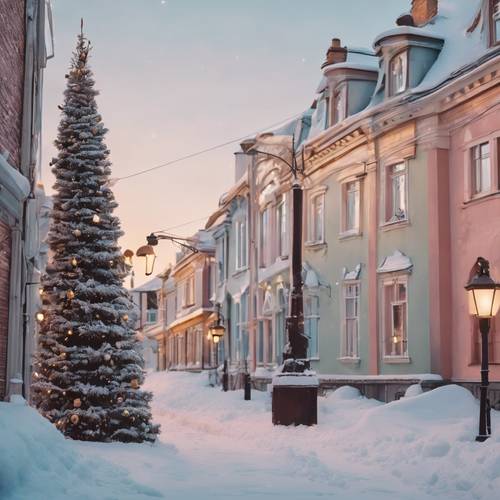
[113,111,303,182]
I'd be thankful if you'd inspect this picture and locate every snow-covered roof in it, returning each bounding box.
[131,276,162,293]
[375,0,484,94]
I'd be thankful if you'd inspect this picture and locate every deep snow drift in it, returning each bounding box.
[2,372,500,499]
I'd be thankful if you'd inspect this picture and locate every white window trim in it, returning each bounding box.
[305,293,320,360]
[389,50,408,96]
[381,274,410,362]
[340,280,360,360]
[276,194,289,258]
[306,186,327,246]
[464,136,499,203]
[340,179,362,238]
[235,217,248,271]
[380,160,409,227]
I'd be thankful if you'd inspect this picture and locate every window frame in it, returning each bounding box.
[183,273,195,308]
[259,205,272,267]
[341,179,361,237]
[388,50,409,96]
[382,161,409,226]
[381,275,409,362]
[471,142,492,197]
[340,281,360,361]
[304,294,320,360]
[307,191,326,245]
[332,84,347,125]
[276,194,289,258]
[490,0,500,46]
[235,217,248,271]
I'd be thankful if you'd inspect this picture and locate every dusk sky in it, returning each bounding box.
[42,0,407,286]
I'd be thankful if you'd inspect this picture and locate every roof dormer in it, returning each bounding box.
[373,26,443,100]
[320,38,379,127]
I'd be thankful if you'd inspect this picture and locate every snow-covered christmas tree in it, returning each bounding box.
[32,27,159,443]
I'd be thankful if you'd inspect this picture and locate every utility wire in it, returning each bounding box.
[153,215,211,234]
[114,111,303,182]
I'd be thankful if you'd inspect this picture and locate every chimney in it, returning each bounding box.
[411,0,438,26]
[321,38,347,69]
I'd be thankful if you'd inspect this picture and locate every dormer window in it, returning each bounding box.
[332,84,347,125]
[389,51,408,95]
[492,0,500,45]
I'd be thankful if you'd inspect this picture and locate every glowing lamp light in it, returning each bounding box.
[92,214,100,224]
[465,258,500,319]
[71,257,78,267]
[208,323,225,344]
[136,244,156,276]
[36,312,44,322]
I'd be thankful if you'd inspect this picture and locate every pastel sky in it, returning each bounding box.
[42,0,407,286]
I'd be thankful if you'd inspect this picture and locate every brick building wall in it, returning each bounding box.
[0,220,12,398]
[0,0,26,169]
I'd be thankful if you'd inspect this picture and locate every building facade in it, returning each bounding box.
[0,0,53,400]
[148,0,500,404]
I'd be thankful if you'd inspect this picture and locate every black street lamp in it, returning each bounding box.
[136,232,198,276]
[465,256,500,442]
[245,139,309,368]
[243,136,318,426]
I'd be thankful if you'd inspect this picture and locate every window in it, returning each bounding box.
[343,181,360,233]
[332,85,347,124]
[183,274,195,307]
[389,51,408,95]
[275,287,288,364]
[259,207,271,267]
[146,291,158,324]
[385,162,407,223]
[383,277,408,358]
[309,193,325,243]
[235,218,248,270]
[216,234,227,284]
[471,142,491,196]
[305,295,319,358]
[342,283,359,358]
[491,0,500,45]
[276,195,288,257]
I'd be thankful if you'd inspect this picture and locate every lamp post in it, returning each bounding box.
[136,232,198,276]
[207,303,226,388]
[242,136,318,426]
[465,256,500,442]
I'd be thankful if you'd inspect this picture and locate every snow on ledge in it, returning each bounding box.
[319,373,442,382]
[272,373,319,387]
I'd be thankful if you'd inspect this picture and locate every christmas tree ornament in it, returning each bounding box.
[32,28,158,444]
[130,379,139,389]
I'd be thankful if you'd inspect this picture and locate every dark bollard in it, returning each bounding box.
[222,360,228,392]
[244,372,251,400]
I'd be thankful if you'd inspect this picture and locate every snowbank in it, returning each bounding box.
[0,400,161,500]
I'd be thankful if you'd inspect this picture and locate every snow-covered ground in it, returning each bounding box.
[2,372,500,499]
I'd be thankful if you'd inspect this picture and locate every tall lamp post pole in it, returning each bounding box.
[245,138,308,368]
[465,256,500,442]
[244,137,318,426]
